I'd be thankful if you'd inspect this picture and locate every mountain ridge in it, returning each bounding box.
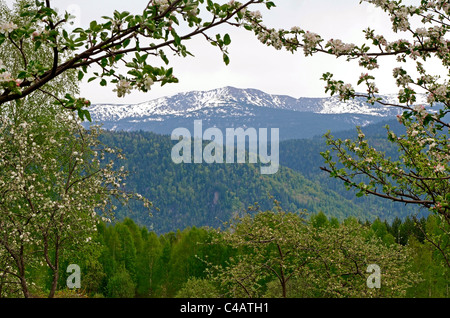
[90,86,416,122]
[87,86,433,141]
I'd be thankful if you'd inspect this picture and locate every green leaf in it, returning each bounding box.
[160,52,169,65]
[223,54,230,65]
[77,109,85,121]
[223,33,231,46]
[123,38,131,48]
[266,1,276,9]
[174,34,181,46]
[17,71,28,79]
[34,40,42,51]
[90,20,98,30]
[84,110,92,122]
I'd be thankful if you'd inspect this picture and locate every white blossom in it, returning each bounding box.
[0,22,17,34]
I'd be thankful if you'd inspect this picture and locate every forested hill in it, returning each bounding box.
[279,118,406,178]
[279,119,419,222]
[99,121,421,233]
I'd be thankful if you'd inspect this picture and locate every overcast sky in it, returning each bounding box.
[3,0,445,104]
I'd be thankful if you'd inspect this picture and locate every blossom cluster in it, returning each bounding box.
[154,0,171,13]
[325,39,355,56]
[302,31,322,55]
[114,79,132,98]
[0,21,17,34]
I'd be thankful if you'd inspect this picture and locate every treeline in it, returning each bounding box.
[54,212,448,298]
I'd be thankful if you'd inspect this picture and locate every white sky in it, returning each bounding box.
[3,0,446,104]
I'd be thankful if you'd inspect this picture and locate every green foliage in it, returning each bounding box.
[106,267,136,298]
[407,234,450,298]
[207,202,416,298]
[95,124,430,235]
[1,0,447,300]
[0,1,149,298]
[175,278,220,298]
[99,130,399,233]
[88,218,232,298]
[279,122,424,223]
[29,212,446,298]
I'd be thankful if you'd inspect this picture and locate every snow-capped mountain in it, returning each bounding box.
[87,86,416,140]
[90,86,410,120]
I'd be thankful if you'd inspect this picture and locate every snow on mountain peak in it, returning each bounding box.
[89,87,424,122]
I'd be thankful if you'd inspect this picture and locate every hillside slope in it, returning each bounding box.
[100,130,418,233]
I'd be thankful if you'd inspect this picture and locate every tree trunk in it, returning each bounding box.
[48,244,59,298]
[20,276,30,298]
[17,246,30,298]
[44,234,60,298]
[281,280,287,298]
[48,270,59,298]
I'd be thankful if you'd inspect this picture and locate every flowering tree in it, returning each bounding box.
[0,0,275,117]
[245,0,450,266]
[0,111,152,298]
[0,9,152,293]
[207,202,315,298]
[207,202,414,298]
[0,0,277,298]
